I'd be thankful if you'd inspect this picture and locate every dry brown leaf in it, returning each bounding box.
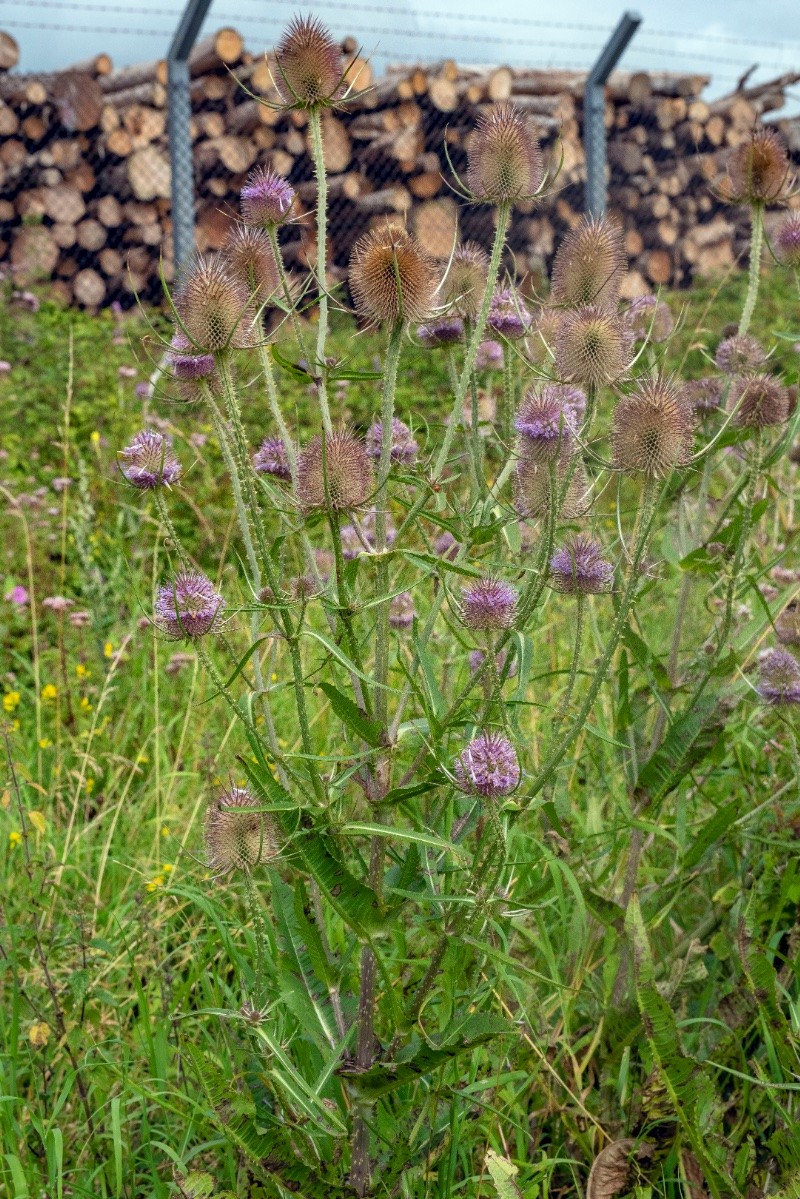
[587,1139,653,1199]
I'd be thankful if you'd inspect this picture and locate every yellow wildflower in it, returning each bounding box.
[85,778,95,795]
[76,664,89,679]
[146,875,165,893]
[160,825,170,837]
[80,697,92,712]
[162,863,174,873]
[104,641,113,659]
[90,430,100,446]
[39,738,52,749]
[28,1023,50,1048]
[8,831,22,848]
[3,691,20,713]
[41,684,57,701]
[271,672,278,683]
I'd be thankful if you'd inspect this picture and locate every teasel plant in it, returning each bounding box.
[124,30,800,1194]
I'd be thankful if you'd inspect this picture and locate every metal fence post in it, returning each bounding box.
[584,10,642,218]
[167,0,213,277]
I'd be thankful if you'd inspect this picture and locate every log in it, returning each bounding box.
[412,196,458,257]
[0,31,19,72]
[10,225,59,282]
[189,28,244,77]
[50,73,103,132]
[73,268,106,307]
[66,53,113,78]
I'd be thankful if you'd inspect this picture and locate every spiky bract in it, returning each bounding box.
[727,128,792,206]
[223,225,280,303]
[365,417,418,465]
[120,430,181,490]
[757,647,800,705]
[551,215,625,310]
[297,429,373,511]
[174,255,255,353]
[253,437,292,480]
[550,536,614,595]
[460,576,517,631]
[715,334,766,375]
[775,212,800,267]
[555,305,629,387]
[167,331,216,381]
[612,377,694,477]
[454,732,520,798]
[487,287,532,339]
[274,16,345,109]
[205,786,279,873]
[730,373,791,428]
[442,242,489,319]
[155,571,225,640]
[349,224,436,326]
[466,105,544,203]
[240,165,296,227]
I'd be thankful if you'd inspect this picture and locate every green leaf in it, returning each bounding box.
[737,919,800,1077]
[222,637,272,690]
[399,549,482,578]
[621,624,670,690]
[340,822,465,858]
[683,798,740,869]
[271,876,337,1051]
[635,698,718,807]
[303,628,386,688]
[317,681,384,747]
[485,1149,522,1199]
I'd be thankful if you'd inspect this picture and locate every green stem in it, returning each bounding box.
[739,203,764,338]
[266,224,309,358]
[307,107,334,437]
[286,633,326,805]
[153,491,190,570]
[374,324,403,726]
[501,344,514,447]
[257,342,299,485]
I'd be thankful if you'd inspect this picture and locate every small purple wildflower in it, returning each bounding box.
[487,287,532,340]
[120,430,181,490]
[550,537,614,595]
[757,648,800,705]
[118,365,137,379]
[454,732,520,798]
[365,417,418,465]
[680,377,722,414]
[69,610,90,628]
[135,382,151,400]
[461,577,517,631]
[389,591,415,629]
[241,165,295,227]
[434,531,460,561]
[5,585,29,606]
[0,360,10,374]
[155,571,225,640]
[417,317,464,347]
[475,340,504,371]
[253,437,292,480]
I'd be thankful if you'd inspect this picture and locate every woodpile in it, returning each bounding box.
[1,25,799,308]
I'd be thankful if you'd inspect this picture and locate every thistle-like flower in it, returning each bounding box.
[550,536,614,595]
[417,317,464,347]
[454,732,520,798]
[205,785,279,873]
[223,225,280,304]
[120,430,181,490]
[775,212,800,267]
[297,429,373,511]
[389,591,415,629]
[253,437,292,480]
[174,255,256,353]
[757,647,800,705]
[155,571,225,640]
[624,294,674,343]
[680,377,722,415]
[555,305,630,388]
[166,330,216,381]
[349,223,436,326]
[514,386,577,462]
[274,16,345,109]
[730,373,791,429]
[715,333,766,375]
[551,215,626,310]
[487,286,532,339]
[442,242,489,320]
[726,128,792,206]
[514,453,587,520]
[240,165,295,227]
[460,576,517,630]
[467,105,544,203]
[611,376,694,477]
[365,417,418,465]
[475,339,504,371]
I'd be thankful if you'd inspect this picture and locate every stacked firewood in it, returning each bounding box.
[1,25,799,308]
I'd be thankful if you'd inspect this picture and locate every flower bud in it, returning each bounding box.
[612,376,694,477]
[274,16,345,108]
[775,212,800,268]
[297,429,373,512]
[715,334,766,375]
[205,786,279,873]
[155,571,225,640]
[551,215,625,310]
[454,732,520,798]
[550,536,614,595]
[679,377,722,415]
[120,430,181,490]
[350,223,436,326]
[467,105,544,203]
[241,165,295,227]
[515,387,576,462]
[417,317,464,347]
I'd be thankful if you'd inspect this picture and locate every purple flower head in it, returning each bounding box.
[167,331,216,381]
[365,417,418,465]
[460,576,517,631]
[5,585,29,606]
[155,571,225,640]
[0,360,11,374]
[389,591,415,629]
[118,365,137,379]
[475,339,504,371]
[550,536,614,595]
[776,212,800,268]
[454,732,520,798]
[487,287,532,340]
[135,382,151,400]
[469,648,517,678]
[624,294,674,343]
[417,317,464,348]
[120,430,181,490]
[241,164,296,227]
[757,648,800,706]
[253,437,292,480]
[715,334,766,375]
[680,377,722,415]
[515,386,578,462]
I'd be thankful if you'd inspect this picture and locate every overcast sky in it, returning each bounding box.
[2,0,799,109]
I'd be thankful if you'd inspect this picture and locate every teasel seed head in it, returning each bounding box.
[775,212,800,267]
[730,373,791,429]
[174,255,256,353]
[466,105,544,203]
[549,536,614,595]
[205,785,279,874]
[365,417,418,465]
[240,164,295,227]
[155,571,225,640]
[223,224,280,305]
[119,430,181,490]
[442,241,490,320]
[624,294,674,343]
[550,215,626,310]
[487,286,532,339]
[555,305,630,387]
[514,385,578,462]
[290,574,317,602]
[757,647,800,705]
[460,576,518,631]
[274,16,345,109]
[679,377,722,415]
[726,127,792,206]
[514,452,588,520]
[715,333,766,375]
[454,732,520,798]
[611,376,695,477]
[349,223,436,326]
[389,591,415,629]
[297,429,373,512]
[253,437,292,480]
[417,316,464,347]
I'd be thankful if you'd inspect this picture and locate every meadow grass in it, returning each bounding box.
[1,263,799,1198]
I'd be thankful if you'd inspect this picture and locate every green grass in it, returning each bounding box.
[1,264,800,1198]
